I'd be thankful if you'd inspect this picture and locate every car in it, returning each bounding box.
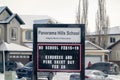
[16,61,54,80]
[85,70,108,80]
[69,70,108,80]
[86,62,119,75]
[15,62,24,69]
[0,61,24,73]
[16,61,33,79]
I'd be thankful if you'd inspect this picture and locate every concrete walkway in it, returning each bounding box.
[0,73,27,80]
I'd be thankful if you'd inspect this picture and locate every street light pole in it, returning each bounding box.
[2,41,5,77]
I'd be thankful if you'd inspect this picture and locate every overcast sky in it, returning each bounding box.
[0,0,120,32]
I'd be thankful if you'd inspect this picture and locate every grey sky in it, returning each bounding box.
[0,0,120,32]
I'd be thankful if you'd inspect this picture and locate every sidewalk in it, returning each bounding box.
[0,73,4,80]
[0,73,26,80]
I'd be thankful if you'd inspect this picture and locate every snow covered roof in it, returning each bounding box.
[85,40,103,50]
[108,26,120,34]
[0,14,24,24]
[20,15,59,29]
[0,6,5,13]
[34,19,58,24]
[90,26,120,35]
[85,40,109,52]
[0,6,24,24]
[0,6,12,15]
[0,42,32,51]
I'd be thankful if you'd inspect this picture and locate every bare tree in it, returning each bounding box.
[76,0,81,24]
[76,0,88,34]
[95,0,110,48]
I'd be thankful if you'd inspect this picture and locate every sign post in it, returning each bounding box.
[33,24,85,80]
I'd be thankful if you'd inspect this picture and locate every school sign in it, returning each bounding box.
[33,24,85,79]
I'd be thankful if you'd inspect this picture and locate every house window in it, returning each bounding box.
[25,30,33,41]
[90,38,96,43]
[110,37,115,43]
[11,27,17,40]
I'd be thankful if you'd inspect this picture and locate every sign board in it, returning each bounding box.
[33,24,85,72]
[37,44,81,72]
[37,28,81,43]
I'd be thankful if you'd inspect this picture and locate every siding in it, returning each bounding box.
[0,25,4,43]
[0,10,10,20]
[6,18,21,44]
[110,42,120,61]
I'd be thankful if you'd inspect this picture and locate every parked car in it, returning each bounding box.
[86,62,119,75]
[69,70,108,80]
[16,61,54,80]
[15,62,24,69]
[85,70,108,80]
[0,61,24,73]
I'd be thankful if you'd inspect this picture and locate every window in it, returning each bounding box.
[11,27,17,40]
[110,37,116,43]
[90,38,96,43]
[25,30,33,41]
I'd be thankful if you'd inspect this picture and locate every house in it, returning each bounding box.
[0,6,32,64]
[86,26,120,48]
[85,40,109,67]
[107,40,120,66]
[86,26,120,66]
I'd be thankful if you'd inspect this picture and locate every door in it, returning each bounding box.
[85,55,102,68]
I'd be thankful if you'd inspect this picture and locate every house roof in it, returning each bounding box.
[108,26,120,34]
[0,6,24,25]
[89,26,120,35]
[107,39,120,49]
[0,42,32,52]
[0,14,25,24]
[85,40,104,50]
[20,15,59,29]
[0,6,12,15]
[85,40,109,52]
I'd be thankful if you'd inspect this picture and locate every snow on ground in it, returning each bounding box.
[53,72,120,80]
[1,72,120,80]
[106,75,120,80]
[0,74,4,80]
[53,72,72,80]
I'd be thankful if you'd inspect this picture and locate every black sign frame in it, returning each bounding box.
[33,24,85,80]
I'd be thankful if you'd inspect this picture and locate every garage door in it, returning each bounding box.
[85,55,102,68]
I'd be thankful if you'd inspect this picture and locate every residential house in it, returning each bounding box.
[86,26,120,66]
[107,40,120,66]
[0,6,32,64]
[85,40,109,67]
